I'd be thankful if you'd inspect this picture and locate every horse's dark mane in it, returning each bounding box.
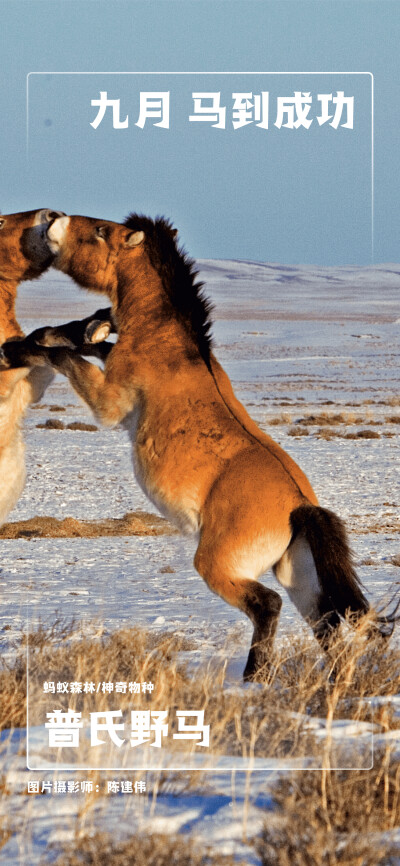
[124,213,213,364]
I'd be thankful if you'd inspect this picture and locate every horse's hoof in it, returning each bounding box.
[85,321,111,344]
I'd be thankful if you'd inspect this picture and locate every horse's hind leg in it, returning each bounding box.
[194,540,282,682]
[240,581,283,681]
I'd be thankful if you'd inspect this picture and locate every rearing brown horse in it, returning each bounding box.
[3,213,394,680]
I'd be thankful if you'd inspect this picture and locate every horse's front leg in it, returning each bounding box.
[51,350,133,424]
[0,344,133,427]
[0,324,113,372]
[22,307,115,350]
[25,365,55,404]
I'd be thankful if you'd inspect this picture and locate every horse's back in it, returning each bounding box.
[209,354,318,506]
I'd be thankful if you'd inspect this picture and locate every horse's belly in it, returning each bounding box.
[132,446,201,533]
[124,409,202,533]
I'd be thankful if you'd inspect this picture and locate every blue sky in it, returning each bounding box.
[1,1,399,265]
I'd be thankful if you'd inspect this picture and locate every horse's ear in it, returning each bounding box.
[125,230,145,247]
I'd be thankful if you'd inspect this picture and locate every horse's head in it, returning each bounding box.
[0,209,65,283]
[46,213,212,360]
[46,215,147,300]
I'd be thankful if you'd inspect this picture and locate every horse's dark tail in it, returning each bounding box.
[289,504,398,640]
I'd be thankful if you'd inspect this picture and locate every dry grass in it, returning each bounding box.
[36,418,65,430]
[2,625,194,731]
[66,422,99,432]
[51,831,242,866]
[275,407,400,441]
[0,827,12,854]
[256,748,400,865]
[35,419,99,431]
[288,426,309,437]
[355,517,400,535]
[343,429,381,439]
[358,397,400,407]
[2,618,399,761]
[1,621,399,863]
[295,413,361,426]
[276,405,400,440]
[268,413,293,425]
[317,428,382,441]
[0,511,176,538]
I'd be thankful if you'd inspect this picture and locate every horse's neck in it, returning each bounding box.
[0,280,24,342]
[115,272,203,369]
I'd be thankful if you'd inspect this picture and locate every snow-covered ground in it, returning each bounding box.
[0,260,399,863]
